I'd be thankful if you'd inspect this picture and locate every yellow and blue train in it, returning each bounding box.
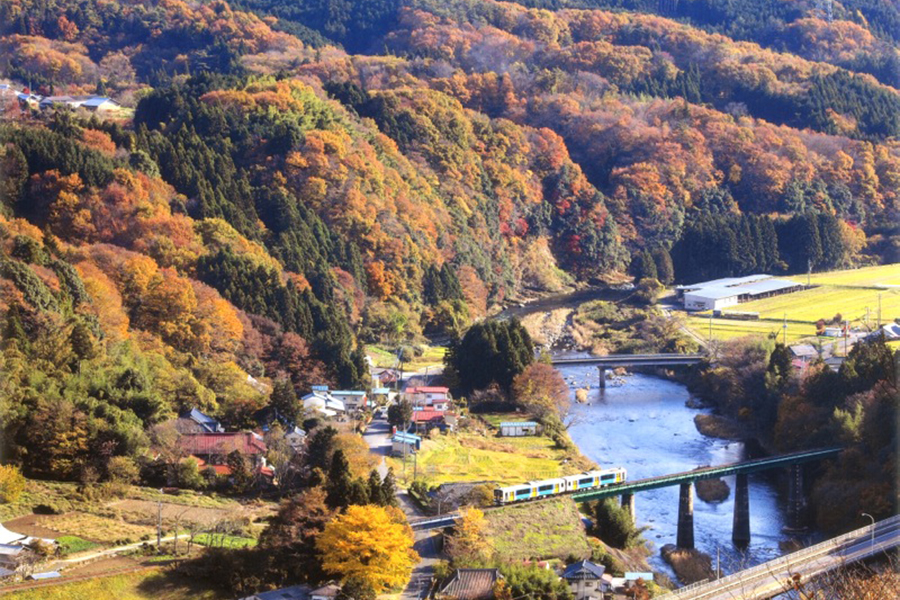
[493,467,627,504]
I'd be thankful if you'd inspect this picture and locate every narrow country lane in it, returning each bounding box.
[365,416,442,600]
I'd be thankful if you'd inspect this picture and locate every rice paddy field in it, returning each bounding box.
[684,264,900,343]
[685,316,816,343]
[783,263,900,287]
[387,430,577,486]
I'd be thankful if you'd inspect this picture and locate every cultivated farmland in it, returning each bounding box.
[684,264,900,343]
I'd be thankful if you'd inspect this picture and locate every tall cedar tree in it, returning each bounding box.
[447,319,534,395]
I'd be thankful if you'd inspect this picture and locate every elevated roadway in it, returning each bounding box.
[660,514,900,599]
[550,353,706,368]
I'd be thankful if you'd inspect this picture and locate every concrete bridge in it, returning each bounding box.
[409,447,841,550]
[550,353,706,387]
[572,447,841,548]
[660,514,900,599]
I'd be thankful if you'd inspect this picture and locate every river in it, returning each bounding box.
[498,286,815,580]
[558,362,812,580]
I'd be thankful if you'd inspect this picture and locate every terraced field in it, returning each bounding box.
[387,431,577,486]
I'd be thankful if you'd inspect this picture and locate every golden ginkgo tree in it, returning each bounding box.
[316,504,419,591]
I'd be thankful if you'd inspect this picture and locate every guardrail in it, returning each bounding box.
[658,514,900,599]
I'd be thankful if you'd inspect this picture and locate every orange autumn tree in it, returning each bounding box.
[316,504,418,591]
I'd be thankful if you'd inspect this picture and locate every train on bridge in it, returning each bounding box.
[494,467,627,504]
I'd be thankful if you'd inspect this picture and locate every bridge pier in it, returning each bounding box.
[677,482,694,549]
[621,493,635,525]
[598,367,606,389]
[785,464,808,532]
[732,473,751,547]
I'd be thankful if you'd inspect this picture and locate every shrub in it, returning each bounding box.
[0,464,26,503]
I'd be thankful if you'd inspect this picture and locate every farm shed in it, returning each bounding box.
[392,432,421,456]
[499,421,540,437]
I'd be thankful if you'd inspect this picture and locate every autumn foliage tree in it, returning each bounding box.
[512,363,571,421]
[445,507,494,566]
[316,504,419,591]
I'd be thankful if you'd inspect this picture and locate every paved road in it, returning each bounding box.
[664,515,900,599]
[364,417,442,600]
[397,492,441,600]
[363,416,392,478]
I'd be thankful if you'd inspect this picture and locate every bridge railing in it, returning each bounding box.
[658,515,899,598]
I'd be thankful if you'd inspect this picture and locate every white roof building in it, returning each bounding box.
[680,275,803,311]
[302,392,345,417]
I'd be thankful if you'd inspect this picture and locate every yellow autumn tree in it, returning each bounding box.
[316,504,418,591]
[0,465,26,503]
[445,507,494,565]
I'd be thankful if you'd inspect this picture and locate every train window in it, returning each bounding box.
[515,488,531,496]
[601,474,615,481]
[538,484,553,492]
[578,478,593,486]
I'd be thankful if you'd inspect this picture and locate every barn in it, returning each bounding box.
[678,275,804,311]
[499,421,540,437]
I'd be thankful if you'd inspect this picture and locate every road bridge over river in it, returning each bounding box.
[408,448,841,549]
[660,514,900,599]
[550,353,706,387]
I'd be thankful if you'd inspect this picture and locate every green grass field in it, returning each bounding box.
[485,498,591,561]
[56,536,100,556]
[192,533,257,548]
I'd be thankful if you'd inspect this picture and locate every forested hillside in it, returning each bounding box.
[0,0,898,483]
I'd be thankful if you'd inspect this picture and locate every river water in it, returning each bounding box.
[558,362,805,580]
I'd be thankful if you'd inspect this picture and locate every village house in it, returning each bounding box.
[178,432,270,478]
[329,390,368,411]
[411,409,453,433]
[373,368,399,387]
[310,582,340,600]
[175,408,224,434]
[403,386,452,411]
[437,568,503,600]
[302,390,345,418]
[371,387,395,405]
[562,560,613,600]
[0,544,31,578]
[284,425,307,451]
[81,97,120,112]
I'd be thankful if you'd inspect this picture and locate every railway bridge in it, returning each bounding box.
[550,353,706,387]
[409,447,841,550]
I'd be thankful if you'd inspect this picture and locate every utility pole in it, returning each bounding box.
[878,293,882,328]
[157,499,162,553]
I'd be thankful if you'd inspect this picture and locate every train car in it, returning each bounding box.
[495,467,627,504]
